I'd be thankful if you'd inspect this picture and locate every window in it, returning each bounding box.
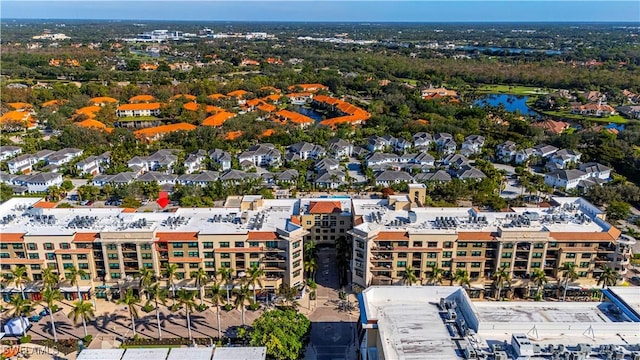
[442,251,452,258]
[581,253,591,259]
[503,243,513,249]
[189,263,200,269]
[12,243,24,250]
[0,253,9,258]
[578,271,588,277]
[0,243,7,249]
[203,242,214,249]
[219,242,230,248]
[306,221,312,225]
[220,253,230,259]
[293,270,301,277]
[531,262,541,268]
[426,261,436,267]
[188,242,198,248]
[456,262,466,268]
[549,242,557,248]
[443,242,453,248]
[204,252,214,259]
[292,241,301,249]
[28,253,39,259]
[534,243,544,249]
[44,243,53,250]
[142,253,152,259]
[413,241,422,248]
[46,253,55,260]
[293,260,301,268]
[471,251,482,257]
[221,262,231,267]
[111,273,121,279]
[60,243,70,249]
[565,253,576,259]
[235,242,245,248]
[78,263,89,270]
[456,251,467,257]
[266,241,278,248]
[106,244,117,250]
[173,251,184,257]
[108,254,118,259]
[398,253,407,258]
[173,243,183,248]
[502,252,512,258]
[532,252,543,258]
[188,251,199,257]
[77,254,88,260]
[27,243,37,250]
[30,264,41,270]
[63,263,74,269]
[61,254,72,260]
[471,262,481,268]
[579,262,590,268]
[204,261,215,268]
[247,241,259,248]
[441,261,451,267]
[140,244,152,250]
[250,253,260,259]
[250,261,259,267]
[427,252,437,258]
[109,263,120,269]
[143,263,153,268]
[472,242,483,248]
[397,261,407,267]
[293,250,301,259]
[500,262,510,268]
[458,242,468,248]
[428,242,438,248]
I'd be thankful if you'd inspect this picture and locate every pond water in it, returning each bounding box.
[474,94,539,116]
[293,105,324,121]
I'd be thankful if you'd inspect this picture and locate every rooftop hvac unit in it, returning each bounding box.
[614,351,624,360]
[463,346,478,359]
[576,344,591,353]
[447,309,457,320]
[494,351,508,360]
[631,352,640,360]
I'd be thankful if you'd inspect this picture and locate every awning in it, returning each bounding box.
[60,286,91,293]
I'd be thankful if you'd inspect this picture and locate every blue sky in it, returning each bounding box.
[2,1,639,22]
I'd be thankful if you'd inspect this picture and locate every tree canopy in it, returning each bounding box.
[249,309,311,360]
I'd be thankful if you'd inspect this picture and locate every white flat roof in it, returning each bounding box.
[121,348,169,360]
[76,349,125,360]
[607,286,640,316]
[211,347,266,360]
[167,347,214,360]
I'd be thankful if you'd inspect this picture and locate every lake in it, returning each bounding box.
[474,94,539,117]
[293,105,324,121]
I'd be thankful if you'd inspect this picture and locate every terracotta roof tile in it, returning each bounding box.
[549,232,615,241]
[133,122,197,139]
[227,90,249,98]
[247,232,278,240]
[224,131,244,140]
[202,111,235,127]
[376,232,409,241]
[207,93,228,100]
[129,94,156,103]
[170,94,197,101]
[0,233,24,243]
[457,232,497,241]
[156,232,199,241]
[117,103,162,111]
[182,102,200,111]
[308,201,342,214]
[8,102,33,110]
[89,97,118,105]
[73,233,99,243]
[33,201,58,209]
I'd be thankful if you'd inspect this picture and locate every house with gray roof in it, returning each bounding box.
[46,148,83,167]
[7,150,54,174]
[219,169,259,183]
[545,169,589,190]
[515,148,536,165]
[414,170,452,183]
[13,172,63,192]
[184,150,207,174]
[367,136,394,152]
[413,132,433,149]
[366,153,399,167]
[275,169,299,183]
[137,171,177,185]
[0,146,22,161]
[177,171,219,186]
[93,172,137,187]
[395,138,412,153]
[288,142,326,160]
[352,146,370,158]
[128,149,178,173]
[496,141,517,162]
[375,170,414,186]
[238,144,281,169]
[441,154,469,168]
[328,138,353,159]
[578,162,611,181]
[533,144,559,158]
[461,135,485,155]
[455,165,486,180]
[547,149,582,170]
[438,138,457,155]
[209,149,232,171]
[315,158,340,173]
[76,152,110,176]
[314,169,346,189]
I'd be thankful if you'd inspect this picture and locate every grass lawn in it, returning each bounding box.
[397,78,418,86]
[475,84,552,95]
[537,110,632,124]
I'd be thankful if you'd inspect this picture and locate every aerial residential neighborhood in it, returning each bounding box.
[1,4,640,360]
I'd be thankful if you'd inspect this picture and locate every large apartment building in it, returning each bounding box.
[0,196,306,301]
[350,188,632,298]
[296,198,353,245]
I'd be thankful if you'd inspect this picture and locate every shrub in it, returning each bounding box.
[223,304,233,311]
[248,303,260,311]
[142,304,154,312]
[169,304,182,312]
[83,335,93,344]
[19,335,32,344]
[196,304,208,312]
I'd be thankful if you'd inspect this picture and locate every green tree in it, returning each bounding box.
[401,265,417,286]
[190,267,209,305]
[218,267,235,304]
[117,289,140,337]
[40,287,62,341]
[176,289,197,340]
[597,265,618,289]
[303,258,318,281]
[163,263,179,305]
[146,282,168,339]
[61,180,74,191]
[41,267,60,291]
[452,269,471,288]
[530,269,548,301]
[234,284,253,327]
[11,266,30,300]
[209,281,225,339]
[137,267,155,302]
[492,266,511,301]
[249,309,311,360]
[66,266,88,301]
[606,200,630,221]
[426,265,445,286]
[561,262,579,301]
[9,294,32,335]
[246,265,264,304]
[0,183,14,202]
[68,299,95,337]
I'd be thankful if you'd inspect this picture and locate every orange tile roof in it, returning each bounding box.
[170,94,197,101]
[117,102,161,111]
[275,110,314,125]
[206,105,225,114]
[208,93,228,100]
[140,63,158,71]
[129,94,156,103]
[183,102,200,111]
[288,83,329,92]
[260,128,275,138]
[376,232,410,241]
[76,106,101,117]
[257,103,277,112]
[260,86,281,93]
[262,94,281,103]
[156,232,199,241]
[42,99,65,107]
[76,119,110,132]
[286,92,313,98]
[247,232,278,240]
[415,119,429,125]
[227,90,249,98]
[73,233,99,243]
[457,232,497,241]
[0,233,24,243]
[308,201,342,214]
[549,232,615,241]
[89,96,118,105]
[290,215,301,225]
[202,111,235,127]
[8,102,33,110]
[121,208,137,213]
[1,111,32,124]
[134,122,197,139]
[224,131,244,140]
[532,119,570,134]
[245,99,263,107]
[33,200,58,209]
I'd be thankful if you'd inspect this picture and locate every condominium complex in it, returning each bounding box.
[0,188,634,302]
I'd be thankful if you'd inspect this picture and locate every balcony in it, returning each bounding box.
[544,262,556,269]
[485,252,496,258]
[595,255,611,262]
[264,267,286,272]
[516,244,531,251]
[122,246,137,252]
[370,265,393,271]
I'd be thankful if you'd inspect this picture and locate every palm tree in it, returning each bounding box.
[68,299,95,337]
[40,287,62,342]
[41,268,60,291]
[452,269,471,288]
[11,266,30,300]
[426,265,445,286]
[492,266,511,300]
[176,289,196,340]
[117,289,140,337]
[304,240,318,261]
[304,258,318,281]
[9,294,32,335]
[146,283,168,340]
[163,264,179,305]
[401,265,417,286]
[560,262,579,301]
[246,265,264,303]
[530,269,548,300]
[306,279,318,309]
[218,267,234,304]
[190,268,209,306]
[597,265,618,289]
[66,266,88,301]
[137,267,155,302]
[234,284,252,327]
[209,281,225,339]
